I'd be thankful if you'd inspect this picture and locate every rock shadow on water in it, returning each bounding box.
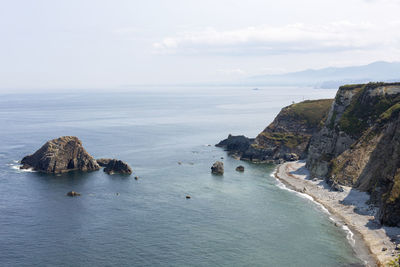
[30,169,97,187]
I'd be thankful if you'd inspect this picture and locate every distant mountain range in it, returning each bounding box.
[245,61,400,88]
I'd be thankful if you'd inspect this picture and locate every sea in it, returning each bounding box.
[0,86,365,266]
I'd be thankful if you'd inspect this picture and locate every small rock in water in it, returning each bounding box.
[66,191,81,197]
[134,176,139,180]
[220,157,224,159]
[235,165,245,172]
[211,161,224,175]
[178,162,182,165]
[186,195,191,199]
[97,158,132,175]
[116,193,120,196]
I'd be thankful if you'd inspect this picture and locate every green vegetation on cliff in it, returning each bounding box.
[379,102,400,122]
[307,82,400,227]
[338,83,400,136]
[253,98,334,159]
[257,132,308,149]
[281,99,334,128]
[384,171,400,204]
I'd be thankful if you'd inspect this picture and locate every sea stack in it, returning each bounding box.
[20,136,100,173]
[211,161,224,175]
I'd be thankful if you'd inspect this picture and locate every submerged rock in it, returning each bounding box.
[66,191,81,197]
[211,161,224,175]
[235,165,245,172]
[20,136,99,174]
[96,158,132,175]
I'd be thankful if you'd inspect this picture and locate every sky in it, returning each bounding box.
[1,0,400,91]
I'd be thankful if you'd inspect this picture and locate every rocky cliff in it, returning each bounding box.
[306,82,400,226]
[217,99,333,162]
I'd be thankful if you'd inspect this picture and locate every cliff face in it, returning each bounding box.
[217,99,333,162]
[306,82,400,226]
[251,99,333,160]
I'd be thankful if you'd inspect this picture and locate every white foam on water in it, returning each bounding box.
[272,171,329,214]
[271,168,356,253]
[273,167,358,250]
[7,162,37,173]
[342,225,356,246]
[328,217,357,247]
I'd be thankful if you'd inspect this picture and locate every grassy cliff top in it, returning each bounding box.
[337,82,400,136]
[339,82,400,91]
[280,99,334,127]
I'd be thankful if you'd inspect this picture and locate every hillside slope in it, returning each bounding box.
[217,99,333,162]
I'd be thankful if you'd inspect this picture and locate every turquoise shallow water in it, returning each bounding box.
[0,87,364,266]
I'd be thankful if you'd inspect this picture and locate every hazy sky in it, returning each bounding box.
[1,0,400,91]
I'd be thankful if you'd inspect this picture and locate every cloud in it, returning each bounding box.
[216,68,246,76]
[153,21,399,55]
[113,27,143,35]
[363,0,400,3]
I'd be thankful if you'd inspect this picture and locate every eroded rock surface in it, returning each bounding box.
[20,136,99,173]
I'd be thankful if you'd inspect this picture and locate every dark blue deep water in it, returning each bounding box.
[0,87,363,266]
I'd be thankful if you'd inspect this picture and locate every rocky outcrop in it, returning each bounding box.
[217,99,333,162]
[306,82,400,226]
[96,158,132,175]
[20,136,100,173]
[216,135,254,153]
[284,153,299,161]
[20,136,133,176]
[235,165,245,172]
[211,161,224,175]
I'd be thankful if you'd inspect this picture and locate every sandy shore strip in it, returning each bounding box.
[275,161,400,267]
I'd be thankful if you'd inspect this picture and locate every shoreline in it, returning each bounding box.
[274,161,400,267]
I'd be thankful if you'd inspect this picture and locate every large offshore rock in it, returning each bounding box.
[20,136,100,173]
